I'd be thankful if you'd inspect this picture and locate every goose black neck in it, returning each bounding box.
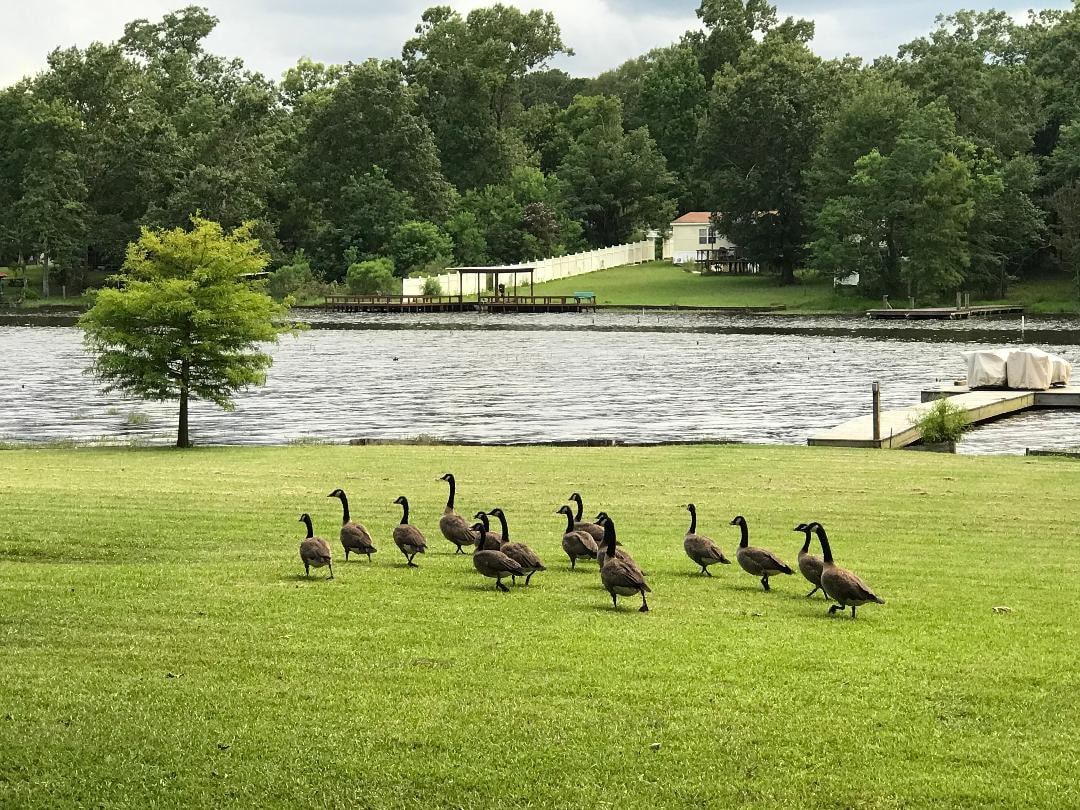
[475,526,486,549]
[738,521,749,548]
[493,511,509,542]
[800,529,812,554]
[301,515,313,538]
[688,507,697,535]
[445,475,456,509]
[603,519,617,554]
[338,492,350,524]
[563,509,575,533]
[814,525,833,563]
[398,499,409,525]
[571,495,583,522]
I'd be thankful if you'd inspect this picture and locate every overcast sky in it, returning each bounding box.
[1,1,1071,86]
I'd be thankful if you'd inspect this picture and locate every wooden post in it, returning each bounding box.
[872,382,881,446]
[957,291,963,310]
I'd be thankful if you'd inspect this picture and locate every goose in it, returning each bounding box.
[567,492,605,544]
[556,505,598,569]
[471,511,503,549]
[598,514,651,612]
[437,472,476,554]
[809,522,885,618]
[683,503,730,576]
[470,522,525,592]
[298,513,333,579]
[729,516,792,591]
[594,512,644,575]
[392,496,427,567]
[328,488,377,562]
[794,523,826,598]
[487,508,546,585]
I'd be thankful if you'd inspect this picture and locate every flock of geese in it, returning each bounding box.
[297,473,886,618]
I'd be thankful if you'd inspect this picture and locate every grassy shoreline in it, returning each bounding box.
[2,444,1078,807]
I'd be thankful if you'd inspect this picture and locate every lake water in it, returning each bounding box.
[1,313,1078,454]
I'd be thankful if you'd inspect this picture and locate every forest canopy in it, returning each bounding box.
[3,2,1080,300]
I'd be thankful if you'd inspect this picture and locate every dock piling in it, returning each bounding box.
[872,382,881,444]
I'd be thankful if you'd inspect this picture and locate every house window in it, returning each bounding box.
[698,227,718,245]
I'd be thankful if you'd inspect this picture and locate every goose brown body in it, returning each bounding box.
[597,515,650,612]
[298,513,333,579]
[470,523,524,592]
[794,523,825,598]
[683,504,730,575]
[568,492,605,544]
[392,496,427,567]
[810,523,885,618]
[487,508,546,585]
[730,516,792,591]
[556,505,598,569]
[594,512,644,575]
[328,489,376,562]
[438,473,477,554]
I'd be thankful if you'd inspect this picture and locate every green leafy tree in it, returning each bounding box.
[1053,182,1080,304]
[555,96,675,247]
[403,4,569,190]
[346,258,398,295]
[699,36,840,283]
[80,217,294,448]
[269,250,315,300]
[388,221,454,278]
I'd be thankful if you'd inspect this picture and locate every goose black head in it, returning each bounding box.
[471,522,485,535]
[793,523,808,532]
[568,492,583,502]
[556,505,573,516]
[595,511,610,524]
[686,503,697,513]
[298,513,310,523]
[730,515,747,527]
[393,496,407,506]
[438,473,454,482]
[473,511,487,521]
[488,508,505,518]
[328,489,345,499]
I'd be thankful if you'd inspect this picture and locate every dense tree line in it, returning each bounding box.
[3,1,1080,301]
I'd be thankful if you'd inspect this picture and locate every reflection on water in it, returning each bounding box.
[2,319,1079,455]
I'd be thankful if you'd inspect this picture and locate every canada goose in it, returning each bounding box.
[298,513,333,579]
[328,488,376,562]
[729,516,792,591]
[809,522,885,619]
[470,522,524,592]
[471,511,503,549]
[556,505,598,569]
[437,473,476,554]
[594,512,644,575]
[487,508,546,585]
[392,496,427,567]
[567,492,605,544]
[683,504,730,576]
[794,523,825,598]
[598,515,651,611]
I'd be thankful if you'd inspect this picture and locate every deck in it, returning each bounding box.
[807,386,1080,449]
[323,294,596,313]
[866,305,1024,320]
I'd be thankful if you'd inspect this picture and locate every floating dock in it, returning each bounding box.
[323,294,596,314]
[866,305,1024,320]
[808,385,1080,449]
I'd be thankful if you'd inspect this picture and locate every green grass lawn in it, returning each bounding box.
[517,261,1080,314]
[2,444,1078,807]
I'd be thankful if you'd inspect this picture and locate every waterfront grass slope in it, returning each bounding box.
[1,444,1078,807]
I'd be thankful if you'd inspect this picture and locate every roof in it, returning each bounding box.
[672,212,714,225]
[450,266,536,274]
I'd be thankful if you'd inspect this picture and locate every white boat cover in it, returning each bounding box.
[964,349,1012,388]
[1007,348,1054,390]
[1051,354,1073,386]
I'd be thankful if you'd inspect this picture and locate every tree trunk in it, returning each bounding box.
[779,257,796,286]
[41,251,50,298]
[177,361,190,448]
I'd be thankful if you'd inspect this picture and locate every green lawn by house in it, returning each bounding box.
[1,443,1078,807]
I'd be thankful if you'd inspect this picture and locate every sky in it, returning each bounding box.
[1,0,1072,86]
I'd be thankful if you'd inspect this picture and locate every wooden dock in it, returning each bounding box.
[866,305,1024,320]
[810,384,1080,449]
[323,294,596,314]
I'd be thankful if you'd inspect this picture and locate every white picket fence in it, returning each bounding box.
[401,240,655,296]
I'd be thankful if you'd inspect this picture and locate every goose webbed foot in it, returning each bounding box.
[366,553,372,562]
[455,546,464,555]
[850,606,857,619]
[570,557,576,570]
[702,566,712,577]
[407,556,419,567]
[496,580,509,592]
[344,551,349,562]
[829,604,843,614]
[611,593,618,609]
[304,564,310,577]
[761,576,770,591]
[640,594,649,612]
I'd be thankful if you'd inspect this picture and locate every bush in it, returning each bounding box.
[346,258,398,295]
[389,221,454,278]
[422,276,443,296]
[915,398,971,444]
[269,252,314,300]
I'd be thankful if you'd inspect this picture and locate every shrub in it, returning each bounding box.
[915,398,971,444]
[388,221,454,278]
[422,276,443,296]
[269,251,314,300]
[346,258,398,295]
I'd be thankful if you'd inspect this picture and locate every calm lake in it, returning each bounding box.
[2,312,1078,454]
